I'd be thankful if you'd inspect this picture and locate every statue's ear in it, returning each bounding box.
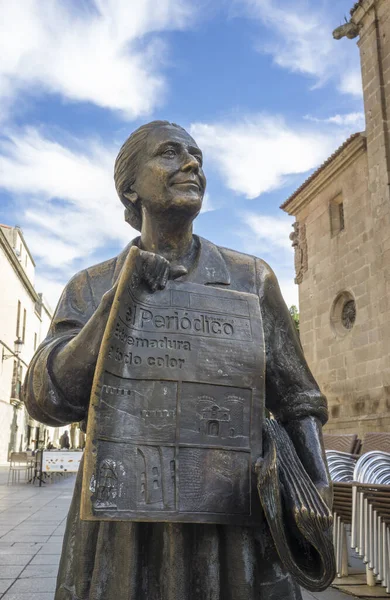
[122,191,138,205]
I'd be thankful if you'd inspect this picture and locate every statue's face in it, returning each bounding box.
[131,125,206,221]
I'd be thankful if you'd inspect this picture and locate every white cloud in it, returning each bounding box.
[34,274,64,315]
[200,193,214,214]
[192,110,361,309]
[338,70,363,97]
[0,127,137,305]
[0,0,193,120]
[191,115,350,199]
[305,112,365,129]
[234,0,362,97]
[278,278,299,309]
[241,213,293,251]
[237,212,298,307]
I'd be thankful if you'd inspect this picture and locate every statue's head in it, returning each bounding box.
[114,121,206,231]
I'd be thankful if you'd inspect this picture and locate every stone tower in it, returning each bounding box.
[281,0,390,436]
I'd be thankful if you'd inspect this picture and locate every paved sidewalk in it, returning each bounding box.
[0,466,72,600]
[0,466,380,600]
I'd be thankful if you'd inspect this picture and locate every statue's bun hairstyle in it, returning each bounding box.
[114,120,185,231]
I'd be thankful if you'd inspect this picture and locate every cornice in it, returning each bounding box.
[281,133,367,216]
[16,227,36,267]
[0,228,39,304]
[351,0,377,26]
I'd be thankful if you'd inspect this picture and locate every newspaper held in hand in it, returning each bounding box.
[81,246,265,525]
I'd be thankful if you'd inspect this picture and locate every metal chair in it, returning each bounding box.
[324,433,360,454]
[31,449,49,485]
[326,450,357,483]
[7,451,34,484]
[326,450,358,578]
[328,432,390,589]
[351,449,390,591]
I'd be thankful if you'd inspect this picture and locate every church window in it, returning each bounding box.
[341,300,356,330]
[329,194,345,236]
[330,291,356,337]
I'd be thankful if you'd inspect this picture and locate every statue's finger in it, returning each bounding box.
[148,258,169,291]
[170,265,187,279]
[159,266,170,289]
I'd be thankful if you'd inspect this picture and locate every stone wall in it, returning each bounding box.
[295,143,386,437]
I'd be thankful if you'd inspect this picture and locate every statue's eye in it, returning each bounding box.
[194,155,203,166]
[162,148,176,158]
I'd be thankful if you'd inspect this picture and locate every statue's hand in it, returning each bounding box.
[95,250,187,324]
[138,250,187,292]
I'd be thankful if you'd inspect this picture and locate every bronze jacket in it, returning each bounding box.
[24,236,327,428]
[23,236,327,600]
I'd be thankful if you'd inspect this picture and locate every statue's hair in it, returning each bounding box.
[114,120,186,231]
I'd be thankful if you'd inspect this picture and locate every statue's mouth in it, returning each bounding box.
[172,180,201,190]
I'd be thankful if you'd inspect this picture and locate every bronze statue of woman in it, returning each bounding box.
[23,121,332,600]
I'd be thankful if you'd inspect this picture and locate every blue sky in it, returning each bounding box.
[0,0,364,311]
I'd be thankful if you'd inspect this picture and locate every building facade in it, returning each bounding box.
[0,224,71,464]
[282,0,390,437]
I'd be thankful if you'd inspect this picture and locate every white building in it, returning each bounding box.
[0,224,72,464]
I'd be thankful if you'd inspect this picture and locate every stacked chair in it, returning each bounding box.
[350,434,390,592]
[324,433,361,456]
[324,434,361,578]
[325,432,390,592]
[326,450,357,483]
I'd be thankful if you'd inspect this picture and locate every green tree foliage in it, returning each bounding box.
[289,305,300,334]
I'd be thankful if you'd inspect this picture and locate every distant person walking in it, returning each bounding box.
[59,430,70,450]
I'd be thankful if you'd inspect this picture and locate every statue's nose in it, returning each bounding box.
[181,152,199,172]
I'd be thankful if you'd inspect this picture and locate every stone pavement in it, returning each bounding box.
[0,466,381,600]
[0,466,72,600]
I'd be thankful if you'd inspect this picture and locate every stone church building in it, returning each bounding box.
[282,0,390,436]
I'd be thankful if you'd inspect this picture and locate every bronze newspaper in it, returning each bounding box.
[81,247,265,525]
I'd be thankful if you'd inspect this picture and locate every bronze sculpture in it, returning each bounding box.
[23,121,334,599]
